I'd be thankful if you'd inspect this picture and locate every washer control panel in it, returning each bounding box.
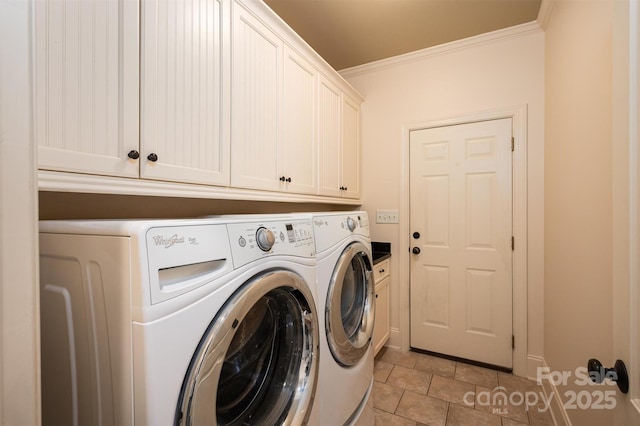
[227,219,315,268]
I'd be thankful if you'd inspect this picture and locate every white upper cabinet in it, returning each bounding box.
[230,3,318,196]
[318,75,361,199]
[35,0,139,177]
[35,0,362,203]
[318,76,342,198]
[341,94,361,199]
[140,0,230,186]
[281,46,317,195]
[230,2,282,192]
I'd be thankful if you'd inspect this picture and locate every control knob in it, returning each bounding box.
[256,227,275,252]
[346,217,357,232]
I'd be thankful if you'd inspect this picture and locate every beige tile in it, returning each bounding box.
[454,363,499,388]
[375,360,394,383]
[386,365,432,395]
[414,354,456,378]
[445,403,502,426]
[380,348,420,369]
[427,375,475,406]
[373,381,404,413]
[474,385,529,424]
[498,372,542,393]
[502,419,529,426]
[374,408,417,426]
[527,402,554,426]
[396,391,448,426]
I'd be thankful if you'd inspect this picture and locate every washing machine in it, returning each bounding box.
[39,215,320,425]
[311,211,375,425]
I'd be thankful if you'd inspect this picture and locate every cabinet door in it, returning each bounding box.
[230,2,282,191]
[35,0,139,177]
[281,46,317,195]
[140,0,229,186]
[373,277,390,356]
[317,76,342,197]
[341,94,361,199]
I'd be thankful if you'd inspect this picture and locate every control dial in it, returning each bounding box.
[256,227,276,252]
[346,217,357,232]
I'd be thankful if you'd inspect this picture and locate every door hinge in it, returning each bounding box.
[512,335,515,349]
[511,236,514,250]
[511,137,514,152]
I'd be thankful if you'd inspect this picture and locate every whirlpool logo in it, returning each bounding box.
[152,234,185,248]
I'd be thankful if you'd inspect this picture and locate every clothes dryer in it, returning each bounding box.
[311,211,375,425]
[39,215,319,425]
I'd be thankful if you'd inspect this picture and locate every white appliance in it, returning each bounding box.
[39,215,320,426]
[311,211,375,425]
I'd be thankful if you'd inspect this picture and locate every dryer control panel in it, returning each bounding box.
[227,219,315,268]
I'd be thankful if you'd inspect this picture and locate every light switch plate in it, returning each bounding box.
[376,210,399,224]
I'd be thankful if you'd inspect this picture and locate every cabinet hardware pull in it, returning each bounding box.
[147,153,158,162]
[127,150,140,160]
[286,177,292,183]
[279,176,286,182]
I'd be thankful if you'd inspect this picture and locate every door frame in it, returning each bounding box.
[399,105,528,377]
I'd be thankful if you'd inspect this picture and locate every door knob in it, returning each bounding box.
[587,358,629,393]
[412,247,421,255]
[413,232,421,239]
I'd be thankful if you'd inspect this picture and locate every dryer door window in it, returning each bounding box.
[176,270,319,426]
[326,242,375,366]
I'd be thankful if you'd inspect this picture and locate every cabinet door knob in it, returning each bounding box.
[379,269,385,273]
[286,177,292,183]
[412,247,421,255]
[127,150,140,160]
[413,232,421,239]
[147,153,158,162]
[279,176,286,182]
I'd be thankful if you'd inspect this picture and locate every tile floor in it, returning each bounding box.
[373,348,555,426]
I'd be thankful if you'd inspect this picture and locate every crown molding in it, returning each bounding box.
[339,20,543,78]
[536,0,556,30]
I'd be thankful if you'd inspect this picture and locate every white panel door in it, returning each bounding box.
[317,76,342,197]
[341,94,360,199]
[140,0,229,186]
[230,2,282,191]
[281,46,317,195]
[35,0,139,177]
[410,118,513,368]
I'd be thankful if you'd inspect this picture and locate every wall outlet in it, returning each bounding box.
[376,210,399,224]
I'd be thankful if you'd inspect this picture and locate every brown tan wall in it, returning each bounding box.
[544,0,614,424]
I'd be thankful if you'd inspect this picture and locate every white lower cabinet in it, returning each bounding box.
[373,258,391,355]
[36,0,362,203]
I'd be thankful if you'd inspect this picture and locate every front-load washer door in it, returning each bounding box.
[175,270,319,426]
[326,242,375,366]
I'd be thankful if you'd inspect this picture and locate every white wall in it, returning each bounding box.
[343,28,545,372]
[0,0,41,424]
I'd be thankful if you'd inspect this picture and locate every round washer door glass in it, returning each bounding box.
[326,242,374,366]
[176,270,319,426]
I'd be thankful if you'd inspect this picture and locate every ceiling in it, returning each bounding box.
[264,0,542,70]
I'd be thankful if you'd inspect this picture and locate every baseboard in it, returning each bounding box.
[387,327,403,350]
[537,358,572,426]
[527,355,545,381]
